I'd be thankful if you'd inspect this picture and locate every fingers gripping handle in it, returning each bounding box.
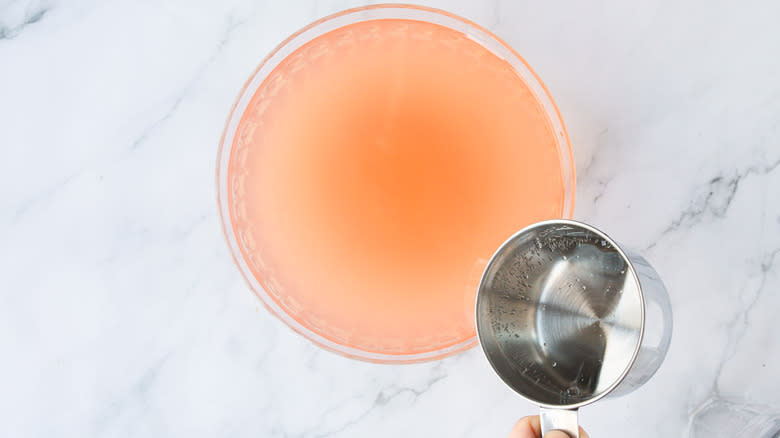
[540,408,579,438]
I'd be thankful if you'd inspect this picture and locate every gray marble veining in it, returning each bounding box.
[1,0,778,437]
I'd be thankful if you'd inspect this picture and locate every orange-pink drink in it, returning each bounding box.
[228,19,568,355]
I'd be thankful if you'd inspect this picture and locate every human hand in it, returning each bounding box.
[507,416,590,438]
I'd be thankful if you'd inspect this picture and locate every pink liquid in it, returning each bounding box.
[228,19,568,355]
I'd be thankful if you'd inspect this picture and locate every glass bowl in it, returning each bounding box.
[216,4,575,363]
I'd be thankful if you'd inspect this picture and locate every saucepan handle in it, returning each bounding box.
[540,407,579,438]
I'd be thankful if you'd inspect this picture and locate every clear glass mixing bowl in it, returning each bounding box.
[216,4,575,363]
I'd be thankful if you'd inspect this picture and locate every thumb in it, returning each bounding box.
[545,429,590,438]
[507,416,541,438]
[507,416,589,438]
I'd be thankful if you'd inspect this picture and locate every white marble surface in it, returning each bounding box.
[2,0,779,436]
